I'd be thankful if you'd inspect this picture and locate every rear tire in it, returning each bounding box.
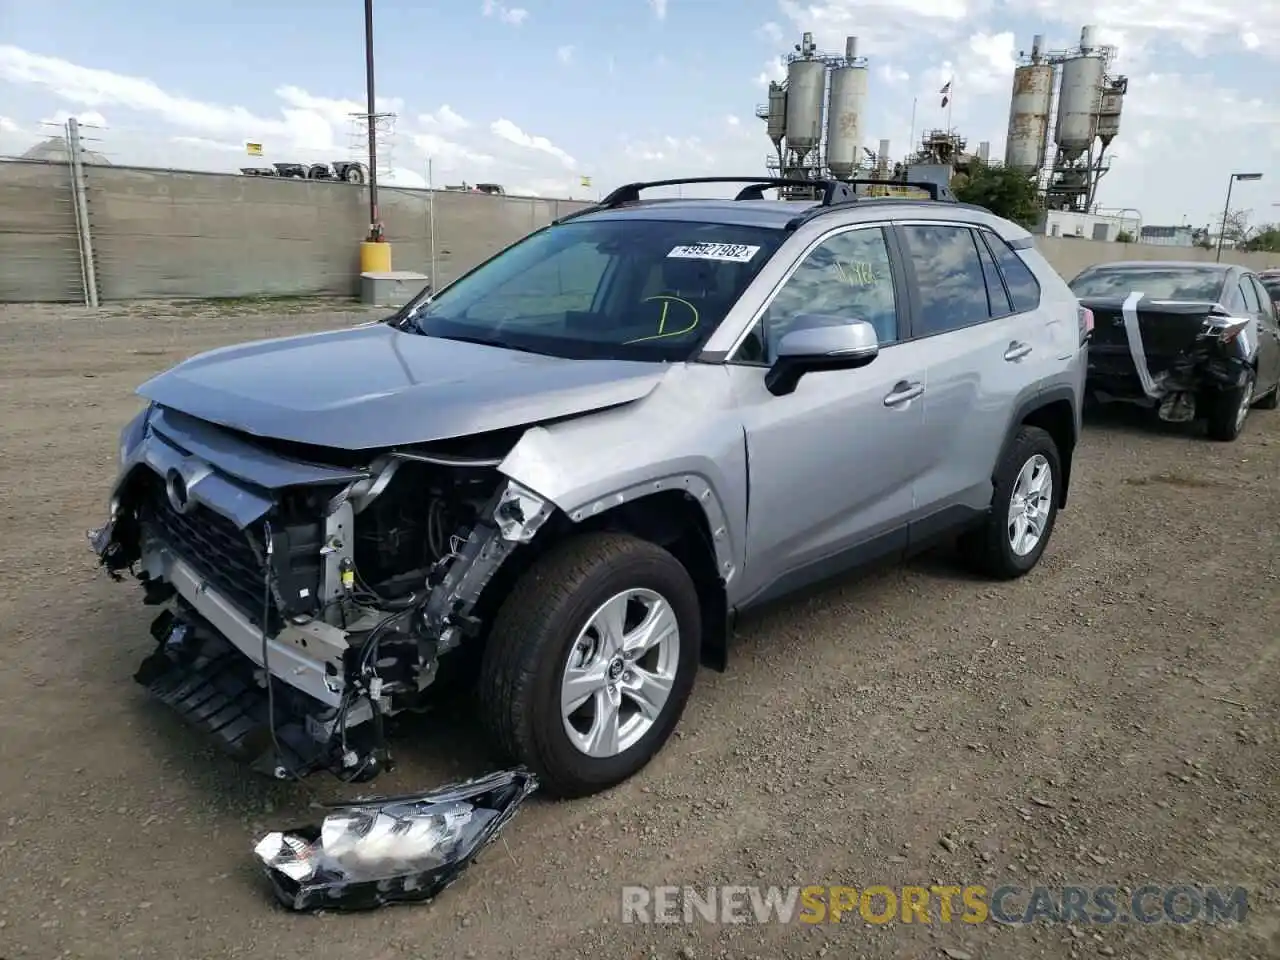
[1205,370,1255,441]
[959,425,1061,580]
[477,532,701,799]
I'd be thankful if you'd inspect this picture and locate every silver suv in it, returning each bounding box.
[90,177,1089,798]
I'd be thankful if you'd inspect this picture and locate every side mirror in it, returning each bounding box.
[764,317,880,397]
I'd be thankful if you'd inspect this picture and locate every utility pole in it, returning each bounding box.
[1217,172,1263,262]
[364,0,382,241]
[67,117,99,308]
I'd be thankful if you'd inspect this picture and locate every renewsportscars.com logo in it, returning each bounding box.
[620,884,1251,926]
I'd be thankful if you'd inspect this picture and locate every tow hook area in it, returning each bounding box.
[134,607,389,781]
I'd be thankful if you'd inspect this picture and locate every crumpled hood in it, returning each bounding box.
[136,322,670,450]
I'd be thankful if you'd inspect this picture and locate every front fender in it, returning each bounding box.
[496,364,747,587]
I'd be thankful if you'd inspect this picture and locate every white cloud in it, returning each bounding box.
[169,135,242,152]
[412,132,494,167]
[481,0,528,26]
[877,63,911,85]
[556,45,575,65]
[419,104,470,133]
[778,0,982,56]
[0,45,403,158]
[755,56,786,87]
[1015,0,1280,59]
[0,116,20,133]
[650,0,669,20]
[490,118,576,169]
[726,114,740,127]
[381,167,428,189]
[757,22,784,43]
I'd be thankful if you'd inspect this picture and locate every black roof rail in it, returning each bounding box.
[784,179,958,229]
[551,176,958,228]
[551,176,858,224]
[842,179,956,202]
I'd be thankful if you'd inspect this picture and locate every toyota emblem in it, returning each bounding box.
[165,467,193,514]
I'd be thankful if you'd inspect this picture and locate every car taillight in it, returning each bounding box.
[1202,315,1251,343]
[1078,305,1094,343]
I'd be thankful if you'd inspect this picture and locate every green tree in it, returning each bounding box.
[951,163,1041,228]
[1115,230,1134,243]
[1242,224,1280,253]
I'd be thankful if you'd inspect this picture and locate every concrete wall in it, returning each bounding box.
[1037,236,1280,281]
[3,159,1279,303]
[0,160,592,302]
[0,161,87,302]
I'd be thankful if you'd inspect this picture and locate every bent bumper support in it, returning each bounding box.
[135,606,384,780]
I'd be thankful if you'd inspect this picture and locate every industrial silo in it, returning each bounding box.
[784,33,826,161]
[1054,26,1105,163]
[824,36,867,180]
[1003,34,1053,173]
[764,81,787,152]
[1096,77,1126,148]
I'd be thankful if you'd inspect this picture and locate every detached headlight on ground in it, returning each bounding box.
[252,768,538,911]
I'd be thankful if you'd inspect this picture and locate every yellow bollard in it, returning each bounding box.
[359,240,392,273]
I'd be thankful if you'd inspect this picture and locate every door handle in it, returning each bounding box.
[883,381,924,407]
[1004,341,1033,362]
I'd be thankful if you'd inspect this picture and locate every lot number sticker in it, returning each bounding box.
[667,243,761,263]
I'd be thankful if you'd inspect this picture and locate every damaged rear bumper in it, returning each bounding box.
[1086,293,1257,420]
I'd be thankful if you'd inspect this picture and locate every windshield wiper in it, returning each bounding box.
[429,332,547,356]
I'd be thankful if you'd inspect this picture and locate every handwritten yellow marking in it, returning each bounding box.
[624,295,700,343]
[832,259,883,287]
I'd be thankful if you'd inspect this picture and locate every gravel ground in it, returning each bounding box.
[0,298,1277,960]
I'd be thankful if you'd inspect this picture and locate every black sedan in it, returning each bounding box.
[1069,261,1280,441]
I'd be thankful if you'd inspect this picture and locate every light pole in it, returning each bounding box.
[364,0,381,241]
[1216,172,1262,261]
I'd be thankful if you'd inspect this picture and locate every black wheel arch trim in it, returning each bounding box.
[995,384,1079,510]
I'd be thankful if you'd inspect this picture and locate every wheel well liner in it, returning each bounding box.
[1000,387,1078,509]
[493,491,728,673]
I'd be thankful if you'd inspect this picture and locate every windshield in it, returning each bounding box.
[1069,266,1226,301]
[399,217,786,361]
[1261,276,1280,301]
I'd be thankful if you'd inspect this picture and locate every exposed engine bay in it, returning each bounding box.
[91,406,555,782]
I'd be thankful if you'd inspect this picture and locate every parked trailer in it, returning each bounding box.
[238,161,369,184]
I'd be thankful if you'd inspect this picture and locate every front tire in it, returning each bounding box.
[1205,370,1255,442]
[959,425,1062,580]
[477,532,701,799]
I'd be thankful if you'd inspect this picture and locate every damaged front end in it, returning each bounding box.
[90,405,554,782]
[1081,293,1258,422]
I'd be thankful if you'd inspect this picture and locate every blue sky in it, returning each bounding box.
[1,0,1277,228]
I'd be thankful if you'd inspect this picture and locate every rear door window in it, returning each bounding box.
[985,237,1042,313]
[1249,276,1277,324]
[899,224,992,337]
[1240,277,1262,315]
[974,231,1013,318]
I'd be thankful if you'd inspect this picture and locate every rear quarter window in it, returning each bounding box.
[982,234,1042,313]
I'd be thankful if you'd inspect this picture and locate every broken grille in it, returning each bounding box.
[137,470,283,631]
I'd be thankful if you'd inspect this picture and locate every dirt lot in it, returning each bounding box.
[0,298,1276,960]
